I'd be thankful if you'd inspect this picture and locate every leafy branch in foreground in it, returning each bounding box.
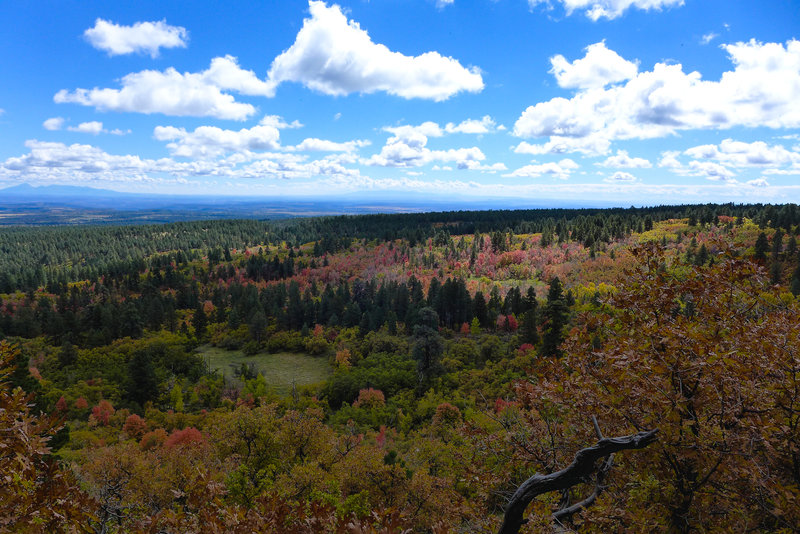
[0,340,95,533]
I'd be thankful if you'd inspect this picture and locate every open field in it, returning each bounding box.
[196,345,332,394]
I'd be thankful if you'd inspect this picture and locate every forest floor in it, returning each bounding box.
[196,345,331,394]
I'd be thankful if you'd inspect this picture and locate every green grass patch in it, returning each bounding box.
[197,345,331,394]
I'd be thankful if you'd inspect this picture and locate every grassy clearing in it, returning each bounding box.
[197,345,331,394]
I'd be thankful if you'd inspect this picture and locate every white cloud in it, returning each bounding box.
[267,1,483,101]
[684,139,800,168]
[504,158,579,179]
[528,0,684,20]
[1,139,365,184]
[604,171,638,182]
[3,140,157,178]
[445,115,497,134]
[658,150,683,170]
[550,41,638,89]
[747,178,769,187]
[463,162,508,172]
[259,115,303,129]
[67,121,104,135]
[384,116,498,139]
[366,119,495,168]
[514,40,800,154]
[84,18,188,57]
[661,139,800,183]
[290,138,370,152]
[385,121,445,139]
[436,0,455,7]
[599,149,651,168]
[153,124,283,158]
[43,117,65,131]
[688,161,736,181]
[514,136,611,156]
[365,137,485,168]
[659,149,736,181]
[701,32,718,45]
[55,55,274,120]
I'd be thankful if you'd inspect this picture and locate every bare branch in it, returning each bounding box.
[497,428,658,534]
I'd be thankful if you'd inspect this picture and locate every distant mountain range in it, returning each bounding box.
[0,183,616,226]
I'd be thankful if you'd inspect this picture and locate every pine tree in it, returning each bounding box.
[58,341,77,367]
[192,304,208,339]
[520,309,539,345]
[541,277,569,358]
[754,232,769,262]
[127,349,158,408]
[412,307,444,383]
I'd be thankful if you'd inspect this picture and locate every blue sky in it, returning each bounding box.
[0,0,798,205]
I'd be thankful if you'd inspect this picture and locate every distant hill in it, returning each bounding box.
[0,183,616,226]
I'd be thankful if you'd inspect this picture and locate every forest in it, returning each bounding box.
[2,203,800,533]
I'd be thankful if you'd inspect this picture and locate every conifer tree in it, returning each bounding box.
[754,232,769,262]
[192,304,208,339]
[541,277,569,358]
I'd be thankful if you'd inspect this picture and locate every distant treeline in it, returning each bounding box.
[0,203,797,292]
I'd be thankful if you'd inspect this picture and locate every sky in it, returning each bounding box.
[0,0,799,206]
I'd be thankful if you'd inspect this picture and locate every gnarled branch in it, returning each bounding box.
[497,428,658,534]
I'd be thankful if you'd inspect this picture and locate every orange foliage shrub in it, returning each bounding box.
[432,402,462,427]
[123,414,148,439]
[353,388,385,409]
[140,428,168,450]
[90,399,115,426]
[164,427,205,449]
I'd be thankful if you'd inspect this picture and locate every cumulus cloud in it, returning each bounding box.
[550,41,638,89]
[514,40,800,155]
[260,115,303,129]
[660,139,800,183]
[659,149,737,181]
[514,136,611,156]
[365,137,485,168]
[383,116,498,139]
[436,0,455,7]
[445,115,498,134]
[599,149,651,168]
[55,55,274,120]
[528,0,684,20]
[690,161,736,181]
[84,18,188,57]
[683,139,800,168]
[365,118,502,168]
[3,140,157,178]
[504,158,579,179]
[67,121,105,135]
[43,117,65,131]
[289,138,370,152]
[604,171,638,182]
[153,124,283,158]
[267,1,483,100]
[1,139,365,184]
[747,178,769,187]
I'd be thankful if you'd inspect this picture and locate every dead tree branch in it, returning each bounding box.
[497,428,658,534]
